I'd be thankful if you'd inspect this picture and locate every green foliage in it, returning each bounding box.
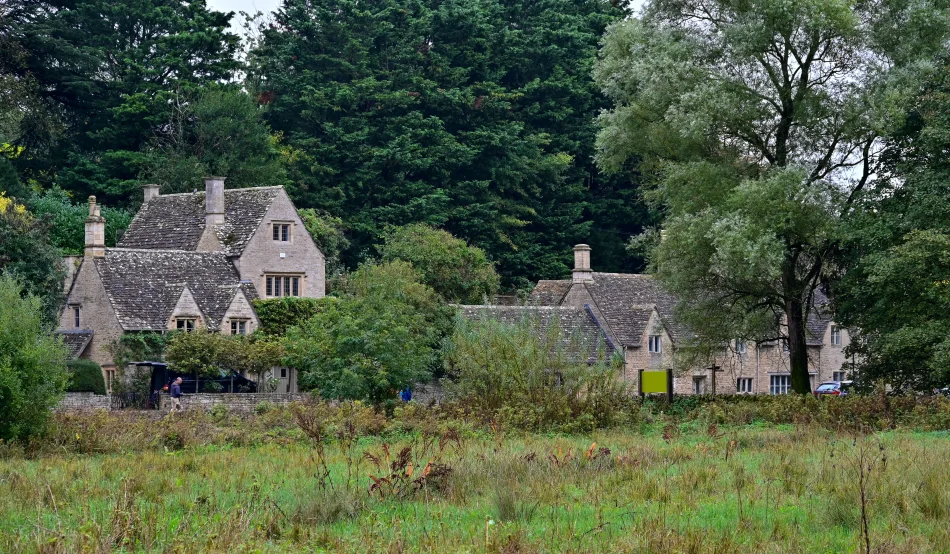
[144,88,289,194]
[5,0,240,205]
[298,209,350,276]
[443,309,628,432]
[0,193,65,325]
[380,224,500,304]
[27,187,133,254]
[249,0,639,287]
[0,157,29,201]
[252,297,322,337]
[594,0,950,391]
[65,359,105,395]
[0,275,68,441]
[285,261,451,404]
[107,332,168,370]
[165,331,284,380]
[838,61,950,390]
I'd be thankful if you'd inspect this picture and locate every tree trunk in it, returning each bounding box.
[783,263,811,394]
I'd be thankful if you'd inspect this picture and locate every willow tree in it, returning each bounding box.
[594,0,950,393]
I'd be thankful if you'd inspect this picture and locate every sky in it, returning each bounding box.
[207,0,646,35]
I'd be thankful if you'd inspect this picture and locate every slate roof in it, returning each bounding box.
[95,249,256,331]
[530,274,688,347]
[118,187,282,256]
[530,280,572,305]
[805,289,833,346]
[457,305,616,361]
[56,330,93,358]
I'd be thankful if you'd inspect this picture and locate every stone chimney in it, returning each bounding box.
[572,244,593,283]
[204,176,225,227]
[142,183,160,203]
[84,196,106,258]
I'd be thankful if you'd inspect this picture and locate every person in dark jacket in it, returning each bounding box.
[170,377,183,413]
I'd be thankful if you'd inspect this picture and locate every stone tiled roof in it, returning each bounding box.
[457,305,616,361]
[118,187,282,255]
[529,280,572,305]
[56,330,93,358]
[584,273,689,346]
[95,249,256,331]
[805,289,833,346]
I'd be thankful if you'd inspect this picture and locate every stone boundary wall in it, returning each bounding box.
[56,392,112,412]
[159,392,312,413]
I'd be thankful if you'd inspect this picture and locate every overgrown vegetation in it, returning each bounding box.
[4,402,950,552]
[0,276,68,441]
[65,359,105,395]
[444,309,629,432]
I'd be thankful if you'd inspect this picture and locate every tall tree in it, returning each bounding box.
[836,59,950,390]
[594,0,950,392]
[4,0,240,205]
[249,0,633,287]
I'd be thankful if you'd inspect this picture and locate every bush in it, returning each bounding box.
[0,275,69,441]
[380,224,500,303]
[65,359,105,394]
[443,308,632,431]
[252,297,322,336]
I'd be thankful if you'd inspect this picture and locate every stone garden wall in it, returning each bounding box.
[159,392,312,413]
[56,392,112,412]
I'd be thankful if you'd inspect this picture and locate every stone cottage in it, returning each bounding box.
[527,245,855,395]
[56,178,325,391]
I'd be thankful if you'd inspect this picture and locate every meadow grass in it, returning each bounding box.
[2,414,950,553]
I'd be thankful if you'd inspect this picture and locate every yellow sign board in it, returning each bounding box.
[641,370,669,394]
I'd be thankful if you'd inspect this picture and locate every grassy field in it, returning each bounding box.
[3,414,950,553]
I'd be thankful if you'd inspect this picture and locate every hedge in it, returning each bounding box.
[66,359,106,395]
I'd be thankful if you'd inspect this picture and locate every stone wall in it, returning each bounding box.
[56,392,112,412]
[159,392,312,413]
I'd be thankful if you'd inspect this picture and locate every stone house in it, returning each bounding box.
[56,178,325,391]
[528,245,855,395]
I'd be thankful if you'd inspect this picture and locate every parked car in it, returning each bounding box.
[814,381,853,397]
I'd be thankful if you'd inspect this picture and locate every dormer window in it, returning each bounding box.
[648,335,662,353]
[736,340,746,354]
[71,306,80,328]
[830,325,842,346]
[230,319,248,335]
[272,223,291,242]
[175,318,196,332]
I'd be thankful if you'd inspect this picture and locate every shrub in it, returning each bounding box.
[380,223,500,303]
[252,297,322,336]
[0,275,69,441]
[443,308,632,431]
[65,359,105,394]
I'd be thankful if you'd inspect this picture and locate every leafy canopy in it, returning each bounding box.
[380,224,500,304]
[0,275,69,441]
[594,0,950,392]
[284,261,452,404]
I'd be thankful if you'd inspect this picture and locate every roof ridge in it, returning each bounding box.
[149,186,284,198]
[592,272,653,278]
[106,247,230,255]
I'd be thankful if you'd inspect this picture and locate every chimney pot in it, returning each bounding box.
[204,176,225,227]
[143,184,160,203]
[572,244,593,283]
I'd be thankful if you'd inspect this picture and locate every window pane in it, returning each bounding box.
[275,276,282,297]
[284,277,291,296]
[292,277,299,296]
[266,276,273,296]
[282,225,289,242]
[273,224,279,241]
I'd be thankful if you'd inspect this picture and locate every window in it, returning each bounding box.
[265,274,302,297]
[175,318,196,332]
[833,371,848,382]
[737,378,753,393]
[770,375,791,395]
[272,223,291,242]
[782,340,789,353]
[104,368,116,392]
[736,340,746,355]
[281,368,287,378]
[230,319,248,335]
[830,325,842,345]
[72,306,80,328]
[693,377,706,395]
[648,335,662,353]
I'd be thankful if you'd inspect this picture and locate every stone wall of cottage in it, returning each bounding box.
[56,392,112,412]
[58,258,124,370]
[166,286,206,330]
[221,290,260,335]
[235,189,326,300]
[159,392,312,412]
